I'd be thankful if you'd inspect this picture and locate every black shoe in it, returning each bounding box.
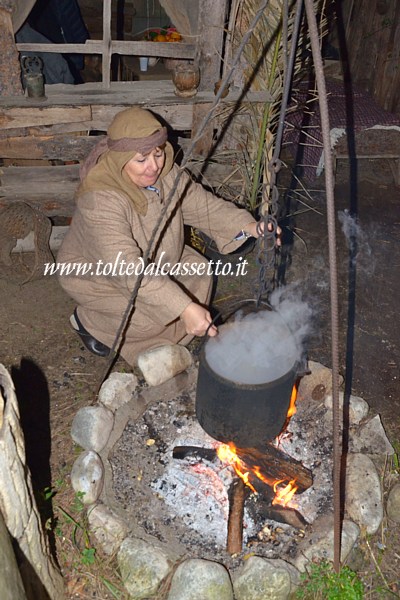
[70,308,111,357]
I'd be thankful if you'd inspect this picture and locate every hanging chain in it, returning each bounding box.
[255,158,282,306]
[254,0,304,306]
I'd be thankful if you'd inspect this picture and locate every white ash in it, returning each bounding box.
[276,397,334,524]
[151,420,258,547]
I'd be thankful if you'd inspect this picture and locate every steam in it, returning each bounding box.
[205,286,313,384]
[338,210,374,274]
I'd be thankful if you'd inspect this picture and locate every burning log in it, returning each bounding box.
[235,445,313,493]
[172,444,312,494]
[227,478,247,555]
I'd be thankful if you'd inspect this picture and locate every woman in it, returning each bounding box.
[58,106,264,366]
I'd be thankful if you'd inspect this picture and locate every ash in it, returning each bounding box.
[277,396,334,523]
[109,381,334,561]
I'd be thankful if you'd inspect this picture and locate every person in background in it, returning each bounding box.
[16,23,75,85]
[57,107,278,368]
[26,0,89,83]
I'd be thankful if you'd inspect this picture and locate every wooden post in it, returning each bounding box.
[192,0,229,156]
[195,0,228,91]
[0,365,64,600]
[102,0,112,88]
[0,6,24,96]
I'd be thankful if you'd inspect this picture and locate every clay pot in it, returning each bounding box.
[172,64,200,98]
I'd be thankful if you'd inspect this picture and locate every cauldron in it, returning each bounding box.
[195,311,301,448]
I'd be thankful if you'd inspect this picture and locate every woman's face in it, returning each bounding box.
[123,146,166,188]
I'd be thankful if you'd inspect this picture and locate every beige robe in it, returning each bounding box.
[58,165,256,364]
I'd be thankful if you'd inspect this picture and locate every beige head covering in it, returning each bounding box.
[79,107,174,215]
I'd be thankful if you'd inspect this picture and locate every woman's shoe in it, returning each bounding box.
[70,308,111,357]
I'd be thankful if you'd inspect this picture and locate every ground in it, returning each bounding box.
[0,158,399,598]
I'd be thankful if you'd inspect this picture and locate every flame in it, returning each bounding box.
[216,443,257,493]
[216,384,300,506]
[287,383,298,418]
[216,442,298,506]
[272,478,298,506]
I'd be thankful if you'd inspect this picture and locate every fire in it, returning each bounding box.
[216,383,300,506]
[272,478,298,506]
[216,442,257,493]
[216,442,298,506]
[287,383,298,418]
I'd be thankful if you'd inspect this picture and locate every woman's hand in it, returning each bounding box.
[244,220,282,245]
[180,302,218,337]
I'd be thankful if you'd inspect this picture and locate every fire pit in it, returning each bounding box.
[70,361,393,599]
[107,357,335,556]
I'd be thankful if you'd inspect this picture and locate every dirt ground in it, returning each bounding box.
[0,157,399,598]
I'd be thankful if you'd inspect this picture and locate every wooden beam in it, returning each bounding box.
[0,164,79,216]
[102,0,112,88]
[0,134,100,161]
[16,41,196,59]
[0,8,24,96]
[0,106,92,130]
[0,81,272,107]
[0,164,80,192]
[0,195,76,218]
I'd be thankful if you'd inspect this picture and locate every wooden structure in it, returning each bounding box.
[344,0,400,114]
[0,365,64,600]
[1,0,398,223]
[333,128,400,186]
[0,82,270,218]
[0,0,270,220]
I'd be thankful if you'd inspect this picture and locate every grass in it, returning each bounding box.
[48,482,129,599]
[296,560,364,599]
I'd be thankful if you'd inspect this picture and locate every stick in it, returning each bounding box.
[227,478,247,555]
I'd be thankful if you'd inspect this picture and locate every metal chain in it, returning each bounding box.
[254,0,304,306]
[255,158,282,306]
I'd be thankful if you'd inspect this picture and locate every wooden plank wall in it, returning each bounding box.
[0,0,269,219]
[0,82,271,218]
[345,0,400,114]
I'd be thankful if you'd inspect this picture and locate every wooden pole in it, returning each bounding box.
[0,6,24,96]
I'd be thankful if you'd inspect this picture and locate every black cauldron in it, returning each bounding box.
[195,345,300,448]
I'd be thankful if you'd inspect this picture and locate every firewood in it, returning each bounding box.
[254,500,307,529]
[227,478,247,555]
[173,444,313,493]
[236,445,313,493]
